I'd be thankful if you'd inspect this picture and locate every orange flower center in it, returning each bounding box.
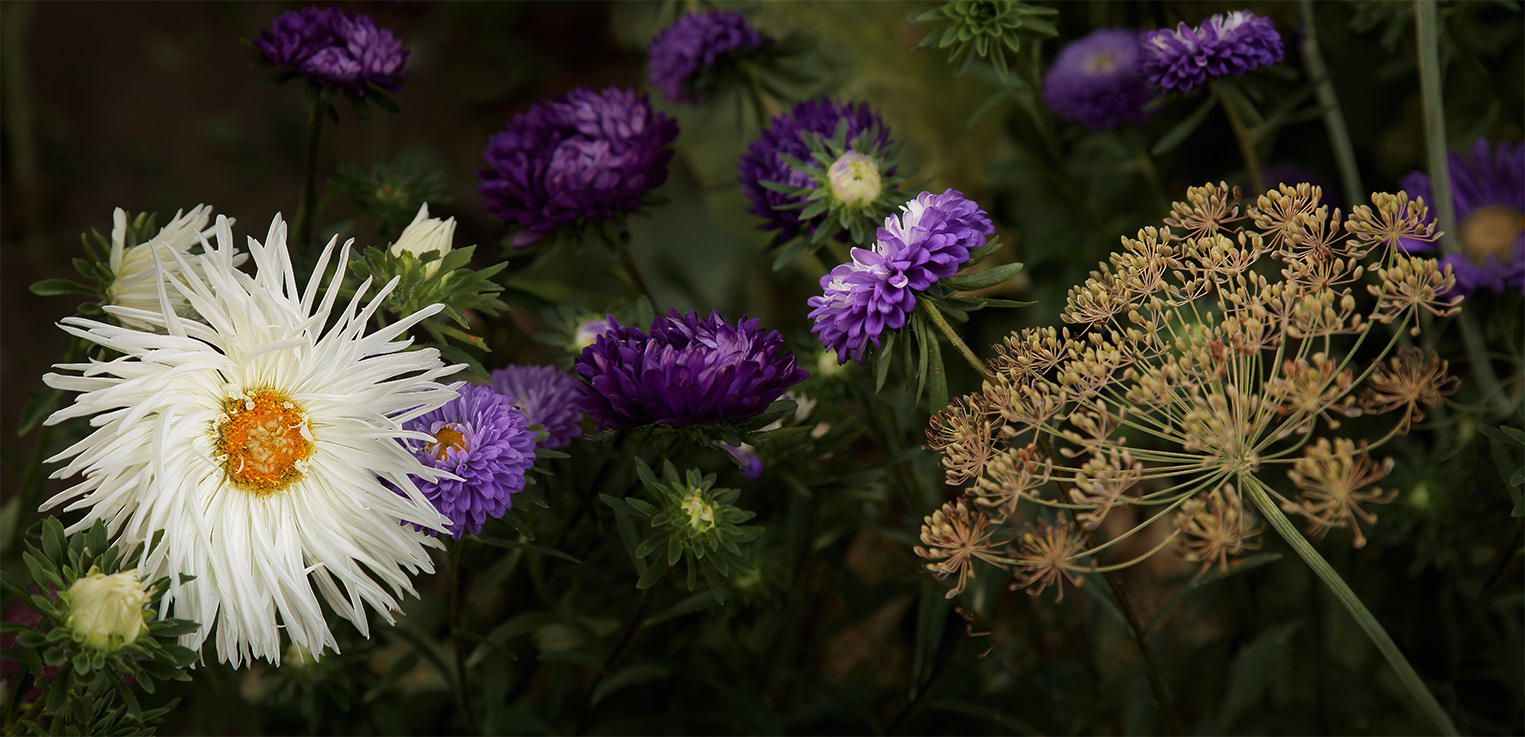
[1459,206,1522,267]
[215,389,314,495]
[428,425,470,460]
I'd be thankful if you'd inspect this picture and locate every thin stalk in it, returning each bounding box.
[1299,0,1363,202]
[1215,82,1265,195]
[1457,310,1513,416]
[574,588,655,735]
[1414,0,1457,254]
[923,303,995,381]
[292,88,329,251]
[617,245,653,300]
[1239,474,1460,735]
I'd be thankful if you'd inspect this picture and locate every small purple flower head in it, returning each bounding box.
[809,190,994,365]
[404,384,537,539]
[724,443,765,479]
[479,87,679,247]
[575,310,809,429]
[1043,28,1156,130]
[738,99,893,243]
[1139,10,1283,93]
[648,10,766,106]
[490,364,588,449]
[573,317,613,350]
[1398,139,1525,295]
[255,6,409,95]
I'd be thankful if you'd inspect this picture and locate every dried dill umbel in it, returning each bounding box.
[917,181,1462,600]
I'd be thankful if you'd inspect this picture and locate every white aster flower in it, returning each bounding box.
[42,213,460,668]
[389,203,456,276]
[104,205,234,332]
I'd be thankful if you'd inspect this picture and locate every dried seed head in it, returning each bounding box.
[1011,518,1088,602]
[1286,438,1396,548]
[914,500,1004,598]
[1362,347,1460,433]
[928,396,995,487]
[1172,484,1263,580]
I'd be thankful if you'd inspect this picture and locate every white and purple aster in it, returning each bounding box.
[479,87,679,248]
[809,189,995,365]
[1139,10,1283,93]
[254,6,409,95]
[1042,28,1156,130]
[404,384,538,539]
[490,364,588,449]
[1399,139,1525,295]
[575,310,809,429]
[648,10,767,106]
[738,99,893,244]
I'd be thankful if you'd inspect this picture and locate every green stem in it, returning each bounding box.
[1215,82,1265,195]
[1457,309,1513,416]
[923,302,995,382]
[449,541,481,735]
[1239,474,1459,735]
[292,88,329,251]
[1414,0,1458,255]
[1299,0,1363,202]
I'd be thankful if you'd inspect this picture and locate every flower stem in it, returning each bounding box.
[923,302,995,382]
[1299,0,1363,202]
[1414,0,1458,255]
[292,88,329,251]
[1239,474,1460,736]
[1214,82,1265,196]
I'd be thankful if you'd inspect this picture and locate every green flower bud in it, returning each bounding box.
[389,204,456,276]
[827,152,882,208]
[65,568,149,651]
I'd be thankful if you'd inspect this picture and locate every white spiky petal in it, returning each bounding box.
[105,205,233,332]
[43,213,460,668]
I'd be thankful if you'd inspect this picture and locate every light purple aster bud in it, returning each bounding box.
[809,189,994,365]
[403,384,537,539]
[574,310,809,430]
[724,443,765,479]
[573,317,613,350]
[254,6,409,95]
[489,364,588,449]
[1139,10,1283,93]
[828,152,883,208]
[1398,138,1525,295]
[647,10,767,106]
[479,86,679,247]
[1042,28,1156,130]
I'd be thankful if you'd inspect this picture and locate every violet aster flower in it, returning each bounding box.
[479,87,679,248]
[404,384,537,538]
[648,10,766,106]
[575,310,809,429]
[724,443,765,479]
[255,6,409,95]
[1139,10,1283,93]
[809,190,994,365]
[1043,28,1156,130]
[1398,139,1525,295]
[490,364,587,449]
[738,99,893,244]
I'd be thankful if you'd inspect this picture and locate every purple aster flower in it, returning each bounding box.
[1398,139,1525,295]
[573,317,613,350]
[255,6,409,95]
[724,443,765,479]
[809,190,994,365]
[738,98,893,244]
[1139,10,1283,93]
[575,310,809,429]
[479,86,679,248]
[1043,28,1156,130]
[648,10,766,106]
[490,364,588,449]
[404,384,537,539]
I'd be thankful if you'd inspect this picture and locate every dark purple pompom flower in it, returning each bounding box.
[490,364,587,449]
[1139,10,1283,93]
[404,384,537,539]
[1043,28,1156,130]
[254,6,408,94]
[479,87,679,247]
[648,10,766,106]
[738,99,893,243]
[1398,139,1525,295]
[809,190,994,365]
[575,310,809,429]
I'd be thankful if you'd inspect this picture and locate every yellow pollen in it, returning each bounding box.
[428,425,470,460]
[1458,206,1522,266]
[1083,50,1121,75]
[216,389,313,495]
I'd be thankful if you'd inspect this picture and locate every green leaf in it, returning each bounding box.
[1146,553,1283,634]
[1211,620,1305,733]
[591,664,669,705]
[29,279,94,297]
[910,588,951,699]
[940,261,1025,291]
[641,592,718,628]
[874,331,895,392]
[926,328,948,410]
[1151,95,1218,156]
[17,389,61,437]
[635,558,669,589]
[471,536,583,564]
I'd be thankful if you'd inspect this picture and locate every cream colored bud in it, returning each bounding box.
[680,490,717,533]
[390,203,457,276]
[65,568,150,651]
[827,152,882,208]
